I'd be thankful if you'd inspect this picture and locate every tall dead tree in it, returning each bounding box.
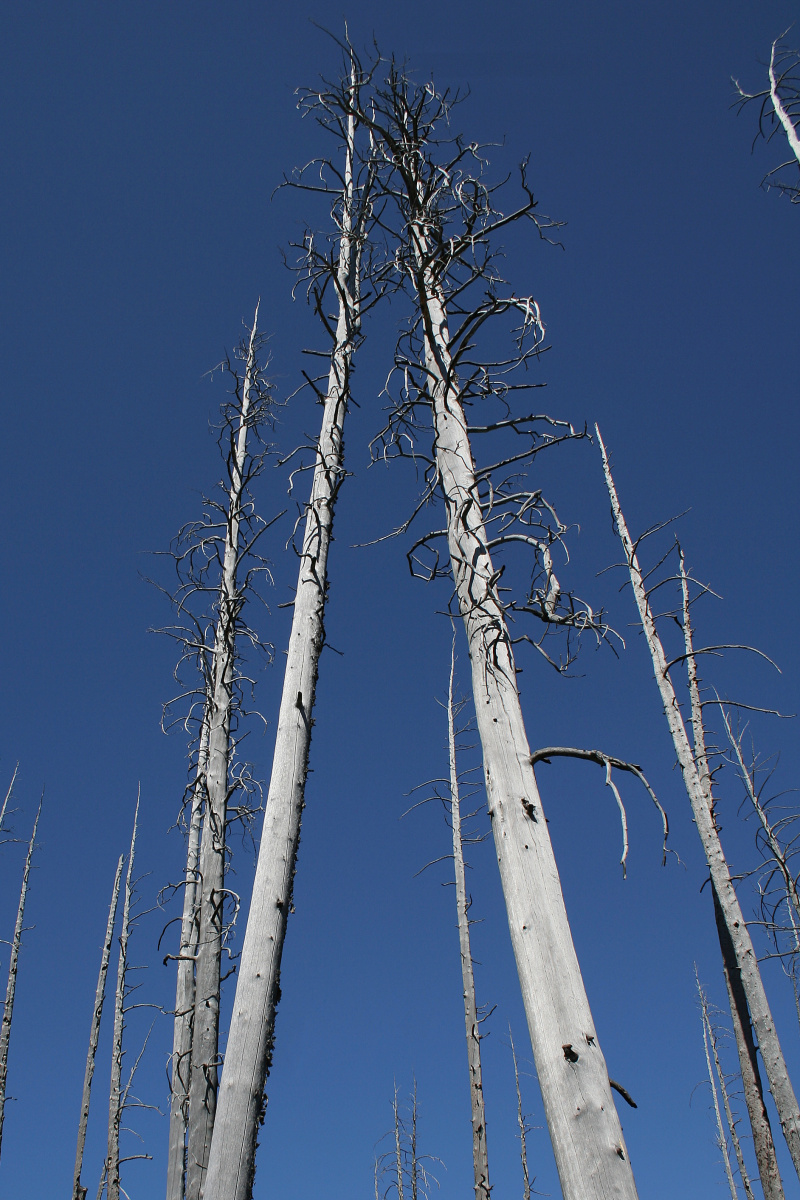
[598,427,800,1181]
[0,792,41,1161]
[202,49,379,1200]
[444,634,490,1200]
[697,974,740,1200]
[320,56,640,1199]
[73,854,125,1200]
[106,798,138,1200]
[165,720,208,1200]
[156,305,281,1200]
[734,32,800,203]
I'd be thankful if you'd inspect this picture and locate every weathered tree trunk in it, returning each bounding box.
[73,854,124,1200]
[0,792,41,1160]
[769,39,800,166]
[203,104,367,1200]
[411,257,637,1197]
[185,314,262,1200]
[106,798,138,1200]
[446,637,491,1200]
[0,765,18,840]
[679,554,783,1200]
[166,719,209,1200]
[509,1029,532,1200]
[698,975,740,1200]
[598,428,800,1179]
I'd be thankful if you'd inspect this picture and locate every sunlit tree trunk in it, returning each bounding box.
[106,798,139,1200]
[203,96,369,1200]
[166,720,208,1200]
[185,315,262,1200]
[73,854,124,1200]
[598,428,800,1179]
[446,636,491,1200]
[0,793,41,1161]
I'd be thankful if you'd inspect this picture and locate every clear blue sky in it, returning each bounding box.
[0,3,798,1197]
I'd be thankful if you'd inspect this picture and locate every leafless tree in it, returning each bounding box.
[597,427,799,1184]
[509,1029,533,1200]
[202,46,381,1200]
[0,791,41,1161]
[73,854,124,1200]
[155,304,282,1200]
[697,972,742,1200]
[106,798,139,1200]
[0,765,18,845]
[374,1083,440,1200]
[312,54,638,1198]
[734,31,800,203]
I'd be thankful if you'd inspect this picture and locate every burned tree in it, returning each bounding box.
[157,307,282,1200]
[0,792,41,1162]
[310,54,641,1200]
[734,32,800,203]
[106,799,139,1200]
[202,47,380,1200]
[598,428,798,1185]
[73,855,124,1200]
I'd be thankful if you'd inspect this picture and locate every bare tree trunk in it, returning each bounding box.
[185,312,263,1200]
[598,428,800,1179]
[679,554,783,1200]
[203,98,370,1200]
[0,793,41,1160]
[0,765,18,839]
[509,1029,532,1200]
[106,797,139,1200]
[412,262,637,1199]
[166,720,209,1200]
[769,39,800,165]
[702,971,756,1200]
[446,635,491,1200]
[73,855,124,1200]
[698,975,739,1200]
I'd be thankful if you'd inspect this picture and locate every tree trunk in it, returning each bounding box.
[203,105,366,1200]
[0,793,41,1161]
[167,721,208,1200]
[446,636,491,1200]
[698,975,739,1200]
[415,262,638,1198]
[185,314,261,1200]
[510,1029,532,1200]
[598,428,800,1179]
[679,553,783,1200]
[73,854,124,1200]
[106,798,138,1200]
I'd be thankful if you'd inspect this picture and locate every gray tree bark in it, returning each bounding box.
[73,854,124,1200]
[166,719,209,1200]
[412,256,637,1197]
[598,427,800,1179]
[446,636,491,1200]
[106,798,138,1200]
[202,100,368,1200]
[185,314,261,1200]
[679,554,783,1200]
[0,792,41,1161]
[698,974,740,1200]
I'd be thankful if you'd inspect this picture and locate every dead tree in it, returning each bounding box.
[202,48,381,1200]
[0,765,18,845]
[439,633,492,1200]
[697,973,740,1200]
[0,792,41,1161]
[106,798,138,1200]
[598,427,800,1181]
[734,32,800,203]
[375,1083,439,1200]
[319,57,638,1198]
[509,1029,533,1200]
[155,304,281,1200]
[73,854,125,1200]
[165,719,208,1200]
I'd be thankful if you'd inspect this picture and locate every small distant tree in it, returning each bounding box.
[734,32,800,203]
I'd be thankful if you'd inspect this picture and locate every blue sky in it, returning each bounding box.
[0,2,798,1197]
